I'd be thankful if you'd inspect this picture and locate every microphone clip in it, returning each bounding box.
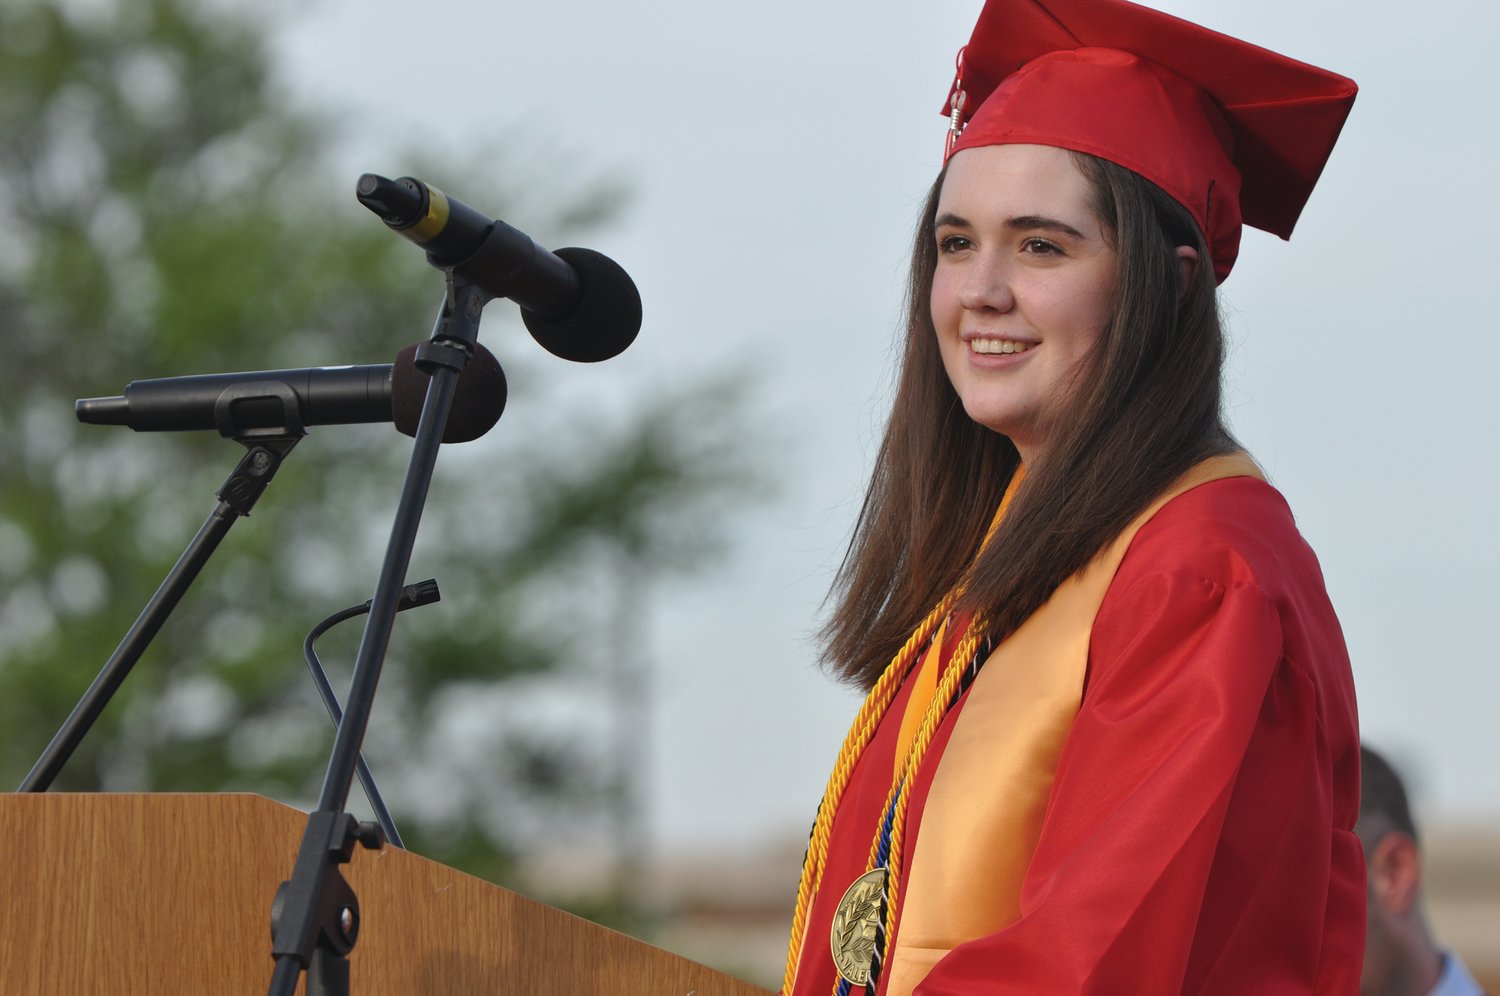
[413,338,472,376]
[212,379,309,439]
[217,434,302,518]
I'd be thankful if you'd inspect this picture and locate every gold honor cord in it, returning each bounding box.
[827,614,987,993]
[872,621,987,986]
[782,468,1023,995]
[781,591,959,995]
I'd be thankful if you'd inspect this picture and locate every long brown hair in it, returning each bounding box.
[821,151,1235,687]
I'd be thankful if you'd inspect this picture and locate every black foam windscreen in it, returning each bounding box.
[391,342,506,443]
[520,247,642,363]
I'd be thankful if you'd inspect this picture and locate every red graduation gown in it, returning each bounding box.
[789,475,1363,995]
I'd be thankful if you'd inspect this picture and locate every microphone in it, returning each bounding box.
[355,173,642,363]
[75,342,507,443]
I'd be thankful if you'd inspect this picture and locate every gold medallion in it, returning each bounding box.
[830,867,886,986]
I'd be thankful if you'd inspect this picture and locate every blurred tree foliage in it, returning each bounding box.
[0,0,757,898]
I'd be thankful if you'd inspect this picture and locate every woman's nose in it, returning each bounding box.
[957,255,1015,313]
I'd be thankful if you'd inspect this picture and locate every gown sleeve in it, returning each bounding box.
[912,521,1361,994]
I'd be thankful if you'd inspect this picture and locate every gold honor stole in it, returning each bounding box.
[880,453,1263,996]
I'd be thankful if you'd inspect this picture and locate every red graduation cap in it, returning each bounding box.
[943,0,1357,281]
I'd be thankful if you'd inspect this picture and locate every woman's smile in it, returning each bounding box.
[965,336,1035,356]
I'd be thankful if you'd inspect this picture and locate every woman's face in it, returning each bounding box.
[930,143,1118,462]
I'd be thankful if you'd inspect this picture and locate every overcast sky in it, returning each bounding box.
[273,0,1499,851]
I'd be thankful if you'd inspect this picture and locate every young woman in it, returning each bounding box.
[781,1,1363,993]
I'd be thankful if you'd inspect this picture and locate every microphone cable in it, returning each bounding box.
[302,578,441,849]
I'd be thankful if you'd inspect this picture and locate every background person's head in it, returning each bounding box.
[1358,745,1445,996]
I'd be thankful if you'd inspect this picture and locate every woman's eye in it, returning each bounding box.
[1021,238,1061,255]
[937,234,973,254]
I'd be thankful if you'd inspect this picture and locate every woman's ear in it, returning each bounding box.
[1175,245,1199,290]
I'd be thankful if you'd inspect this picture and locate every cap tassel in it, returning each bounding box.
[944,48,968,164]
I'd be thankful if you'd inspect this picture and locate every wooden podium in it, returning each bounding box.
[0,793,775,994]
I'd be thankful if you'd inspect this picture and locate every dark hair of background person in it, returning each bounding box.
[821,152,1237,688]
[1359,745,1421,844]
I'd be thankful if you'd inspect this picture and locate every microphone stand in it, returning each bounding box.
[267,273,494,996]
[18,422,304,793]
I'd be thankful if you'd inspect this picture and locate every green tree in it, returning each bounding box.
[0,0,756,901]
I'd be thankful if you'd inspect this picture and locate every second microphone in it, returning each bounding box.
[75,343,507,444]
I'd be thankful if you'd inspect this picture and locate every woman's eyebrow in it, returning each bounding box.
[933,211,1087,240]
[1005,215,1086,239]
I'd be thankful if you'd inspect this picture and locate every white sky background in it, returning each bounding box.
[273,0,1500,851]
